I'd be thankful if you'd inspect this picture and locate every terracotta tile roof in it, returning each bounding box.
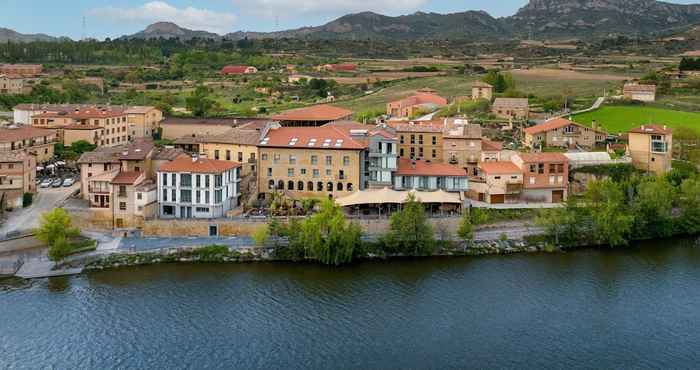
[118,140,155,160]
[271,105,353,122]
[221,65,255,74]
[388,121,444,133]
[161,117,270,128]
[389,92,448,108]
[201,129,261,146]
[516,152,569,163]
[396,158,467,177]
[259,126,367,150]
[493,98,529,108]
[0,125,56,143]
[158,154,241,173]
[629,124,672,135]
[524,118,606,135]
[111,171,143,185]
[323,121,397,140]
[624,83,657,92]
[480,161,521,175]
[472,81,493,88]
[482,138,504,151]
[153,147,185,161]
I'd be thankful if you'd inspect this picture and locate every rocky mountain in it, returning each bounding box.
[226,11,508,41]
[0,27,59,43]
[508,0,700,39]
[122,22,221,41]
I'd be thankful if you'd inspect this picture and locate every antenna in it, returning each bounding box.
[82,16,86,41]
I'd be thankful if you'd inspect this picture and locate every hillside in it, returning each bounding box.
[122,22,221,41]
[0,27,59,43]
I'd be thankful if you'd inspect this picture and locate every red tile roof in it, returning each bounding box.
[259,126,367,150]
[480,161,521,175]
[624,83,657,93]
[0,126,56,143]
[516,152,569,163]
[111,171,143,185]
[629,124,672,135]
[271,105,353,122]
[221,65,255,74]
[482,138,504,151]
[158,154,241,173]
[389,92,448,108]
[524,118,606,135]
[396,158,467,177]
[325,63,357,71]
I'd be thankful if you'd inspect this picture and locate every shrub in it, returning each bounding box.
[22,192,33,208]
[252,225,270,246]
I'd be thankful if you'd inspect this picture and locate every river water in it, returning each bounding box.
[3,239,700,369]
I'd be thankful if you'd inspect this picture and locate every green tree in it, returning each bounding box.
[457,212,474,248]
[383,193,435,256]
[70,140,97,155]
[186,84,215,117]
[35,208,80,261]
[585,180,634,246]
[288,200,362,265]
[679,177,700,234]
[632,177,676,238]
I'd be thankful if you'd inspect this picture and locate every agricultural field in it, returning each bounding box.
[572,105,700,134]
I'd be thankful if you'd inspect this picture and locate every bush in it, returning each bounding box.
[196,245,230,261]
[47,235,72,262]
[22,193,33,208]
[252,225,270,246]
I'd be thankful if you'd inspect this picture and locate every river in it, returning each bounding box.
[3,238,700,369]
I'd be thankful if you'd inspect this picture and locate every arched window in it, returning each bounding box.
[308,181,314,191]
[288,181,294,190]
[337,183,343,191]
[317,182,323,191]
[298,181,304,191]
[268,180,275,190]
[277,180,284,190]
[347,183,354,192]
[327,182,333,192]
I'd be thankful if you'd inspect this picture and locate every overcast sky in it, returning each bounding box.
[1,0,699,40]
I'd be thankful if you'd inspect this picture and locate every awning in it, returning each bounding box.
[336,188,463,207]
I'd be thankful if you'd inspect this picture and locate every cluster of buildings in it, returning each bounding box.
[0,64,43,95]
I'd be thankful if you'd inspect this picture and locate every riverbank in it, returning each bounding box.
[57,238,552,273]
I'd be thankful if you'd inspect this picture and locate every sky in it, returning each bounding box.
[1,0,699,40]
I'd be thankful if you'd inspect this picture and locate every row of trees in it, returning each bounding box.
[481,71,516,93]
[537,164,700,247]
[679,57,700,71]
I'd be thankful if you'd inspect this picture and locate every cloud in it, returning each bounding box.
[232,0,429,19]
[88,1,237,34]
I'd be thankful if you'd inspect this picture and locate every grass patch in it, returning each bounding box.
[573,105,700,134]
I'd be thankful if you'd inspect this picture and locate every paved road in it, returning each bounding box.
[118,236,255,251]
[0,184,78,236]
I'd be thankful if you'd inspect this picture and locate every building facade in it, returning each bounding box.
[628,125,673,175]
[623,83,657,102]
[524,118,607,149]
[386,90,448,118]
[492,98,529,120]
[393,158,468,192]
[0,64,42,76]
[0,152,36,209]
[391,121,444,162]
[0,75,28,95]
[31,108,129,147]
[199,128,261,177]
[158,155,241,219]
[0,125,57,163]
[125,106,163,139]
[512,153,568,203]
[471,81,493,101]
[470,162,523,204]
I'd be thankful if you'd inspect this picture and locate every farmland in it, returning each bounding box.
[572,105,700,133]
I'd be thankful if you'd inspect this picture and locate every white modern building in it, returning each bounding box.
[157,154,241,219]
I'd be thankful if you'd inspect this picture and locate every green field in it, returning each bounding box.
[573,105,700,134]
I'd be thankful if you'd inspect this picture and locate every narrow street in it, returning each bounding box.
[0,184,78,236]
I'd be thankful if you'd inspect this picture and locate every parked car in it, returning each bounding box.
[62,178,75,187]
[40,179,53,188]
[51,178,63,188]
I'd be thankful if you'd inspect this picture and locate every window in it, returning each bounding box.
[343,156,350,166]
[226,150,231,161]
[538,164,545,174]
[181,174,192,187]
[288,168,295,177]
[273,154,281,164]
[300,168,307,175]
[288,181,294,190]
[400,148,404,157]
[238,152,243,162]
[549,164,556,173]
[307,181,313,191]
[215,175,223,187]
[119,202,127,211]
[337,183,343,191]
[214,150,220,160]
[313,169,320,178]
[196,207,209,213]
[118,185,127,197]
[326,169,332,176]
[347,183,354,191]
[432,136,437,145]
[205,175,210,188]
[180,190,192,203]
[289,155,297,164]
[410,135,415,144]
[549,176,555,184]
[298,181,304,191]
[215,190,223,203]
[419,147,424,157]
[327,182,333,191]
[196,191,200,204]
[137,193,143,200]
[204,191,210,204]
[529,177,536,185]
[495,176,501,180]
[419,135,423,145]
[317,182,323,191]
[277,180,284,190]
[432,149,437,158]
[261,153,268,161]
[311,155,318,165]
[267,168,272,177]
[325,156,332,166]
[400,135,404,144]
[529,164,537,173]
[162,189,167,202]
[339,170,345,180]
[171,189,176,202]
[268,180,275,190]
